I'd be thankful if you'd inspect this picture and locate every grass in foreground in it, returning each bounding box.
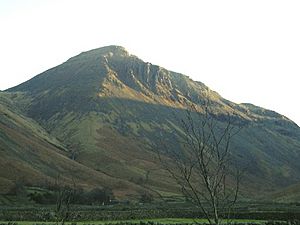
[0,218,268,225]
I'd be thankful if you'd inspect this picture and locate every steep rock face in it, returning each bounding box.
[6,45,300,197]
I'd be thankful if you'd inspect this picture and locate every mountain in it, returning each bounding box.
[2,45,300,199]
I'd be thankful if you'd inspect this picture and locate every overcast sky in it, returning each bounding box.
[0,0,299,125]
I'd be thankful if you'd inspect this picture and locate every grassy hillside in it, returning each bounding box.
[0,92,150,199]
[267,182,300,202]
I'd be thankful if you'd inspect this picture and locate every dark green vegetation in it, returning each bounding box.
[1,45,300,204]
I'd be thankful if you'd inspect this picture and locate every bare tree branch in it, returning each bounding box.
[154,99,244,225]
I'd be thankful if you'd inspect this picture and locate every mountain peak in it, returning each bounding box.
[82,45,130,58]
[98,45,129,55]
[65,45,131,64]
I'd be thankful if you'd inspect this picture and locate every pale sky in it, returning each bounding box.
[0,0,299,126]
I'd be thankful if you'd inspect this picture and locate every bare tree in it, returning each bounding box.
[155,101,243,225]
[54,177,76,225]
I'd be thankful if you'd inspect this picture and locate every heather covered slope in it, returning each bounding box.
[5,45,300,198]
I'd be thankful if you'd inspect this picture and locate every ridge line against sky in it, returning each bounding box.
[0,0,299,126]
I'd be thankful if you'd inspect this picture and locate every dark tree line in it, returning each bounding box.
[28,187,114,205]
